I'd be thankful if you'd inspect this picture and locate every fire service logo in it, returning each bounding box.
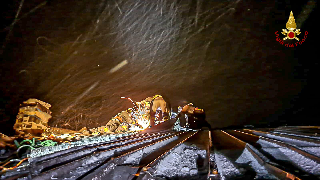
[275,11,308,47]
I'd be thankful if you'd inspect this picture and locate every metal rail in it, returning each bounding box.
[236,130,320,164]
[132,131,199,179]
[244,129,320,145]
[3,127,320,180]
[73,131,188,180]
[31,131,174,176]
[32,131,184,180]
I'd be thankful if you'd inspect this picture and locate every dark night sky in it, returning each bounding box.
[0,0,318,135]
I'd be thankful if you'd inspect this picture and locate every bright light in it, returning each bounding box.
[137,118,150,129]
[129,125,143,131]
[128,113,150,131]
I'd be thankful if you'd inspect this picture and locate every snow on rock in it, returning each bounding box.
[214,151,240,180]
[273,132,320,140]
[256,140,291,161]
[256,139,281,148]
[278,147,320,175]
[122,136,179,165]
[261,148,291,162]
[210,152,216,162]
[265,134,320,147]
[122,150,144,165]
[301,147,320,157]
[150,143,206,178]
[29,133,135,159]
[235,148,276,179]
[189,168,198,175]
[257,137,320,175]
[181,166,190,172]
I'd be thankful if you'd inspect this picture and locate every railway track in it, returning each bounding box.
[1,126,320,180]
[221,129,320,179]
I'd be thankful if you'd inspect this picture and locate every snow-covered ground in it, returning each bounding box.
[278,148,320,175]
[214,148,278,180]
[121,136,179,165]
[273,131,320,140]
[255,138,320,176]
[4,128,320,180]
[29,132,136,159]
[150,143,207,178]
[263,133,320,147]
[301,147,320,157]
[214,151,241,180]
[235,148,276,179]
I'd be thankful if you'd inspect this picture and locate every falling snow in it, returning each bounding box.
[1,0,304,133]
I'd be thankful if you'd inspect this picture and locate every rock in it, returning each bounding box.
[190,169,198,175]
[181,166,190,172]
